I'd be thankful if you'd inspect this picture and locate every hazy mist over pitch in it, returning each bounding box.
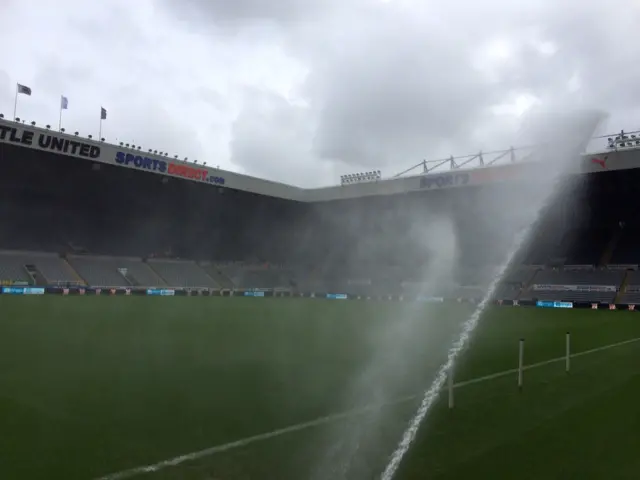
[308,107,605,480]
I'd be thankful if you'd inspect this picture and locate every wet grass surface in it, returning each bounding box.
[1,296,638,479]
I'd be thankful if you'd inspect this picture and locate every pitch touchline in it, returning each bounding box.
[94,335,640,480]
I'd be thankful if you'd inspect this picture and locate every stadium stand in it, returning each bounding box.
[531,268,624,285]
[559,227,611,265]
[2,116,640,302]
[217,263,291,289]
[67,255,165,287]
[520,268,623,303]
[492,283,521,301]
[523,230,562,266]
[0,251,32,284]
[616,270,640,304]
[489,265,535,301]
[450,285,486,301]
[290,268,326,294]
[146,259,218,288]
[524,288,617,304]
[503,265,537,285]
[610,225,640,264]
[0,250,81,285]
[200,263,236,289]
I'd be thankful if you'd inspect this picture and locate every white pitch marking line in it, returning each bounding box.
[95,335,640,480]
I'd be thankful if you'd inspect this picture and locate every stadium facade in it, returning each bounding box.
[2,117,640,309]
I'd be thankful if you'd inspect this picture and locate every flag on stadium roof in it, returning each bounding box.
[60,96,68,110]
[100,107,107,120]
[17,84,31,96]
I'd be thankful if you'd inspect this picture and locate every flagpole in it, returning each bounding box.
[13,83,18,120]
[58,102,63,131]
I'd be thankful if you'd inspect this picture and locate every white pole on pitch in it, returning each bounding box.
[518,338,524,391]
[566,332,571,373]
[448,363,454,409]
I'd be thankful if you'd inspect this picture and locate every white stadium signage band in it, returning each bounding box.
[0,123,101,159]
[3,118,640,202]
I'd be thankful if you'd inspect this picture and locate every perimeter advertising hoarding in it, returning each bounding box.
[536,300,573,309]
[1,287,45,295]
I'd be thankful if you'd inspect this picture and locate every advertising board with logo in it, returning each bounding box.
[416,296,444,303]
[146,289,176,296]
[1,287,45,295]
[532,284,616,292]
[536,300,573,309]
[114,152,225,186]
[326,293,348,300]
[0,121,227,190]
[0,124,101,159]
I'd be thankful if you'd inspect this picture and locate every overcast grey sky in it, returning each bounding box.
[1,0,638,186]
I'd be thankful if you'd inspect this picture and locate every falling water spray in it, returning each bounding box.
[380,110,606,480]
[312,215,460,480]
[379,222,531,480]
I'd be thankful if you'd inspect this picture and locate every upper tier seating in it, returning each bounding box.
[147,259,218,288]
[67,255,164,287]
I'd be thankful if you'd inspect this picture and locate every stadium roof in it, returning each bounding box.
[1,116,639,203]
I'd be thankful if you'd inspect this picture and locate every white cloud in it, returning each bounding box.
[0,0,303,173]
[2,0,639,187]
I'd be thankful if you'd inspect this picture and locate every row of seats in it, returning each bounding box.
[67,256,165,287]
[218,264,291,289]
[0,250,513,297]
[147,259,217,288]
[521,268,623,303]
[6,249,640,302]
[531,269,624,285]
[520,289,617,303]
[0,251,289,289]
[0,251,80,284]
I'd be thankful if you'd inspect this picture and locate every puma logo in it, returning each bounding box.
[592,156,608,168]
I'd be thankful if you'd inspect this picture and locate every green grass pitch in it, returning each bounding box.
[1,296,639,479]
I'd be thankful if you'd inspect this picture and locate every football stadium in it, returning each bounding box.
[2,112,640,480]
